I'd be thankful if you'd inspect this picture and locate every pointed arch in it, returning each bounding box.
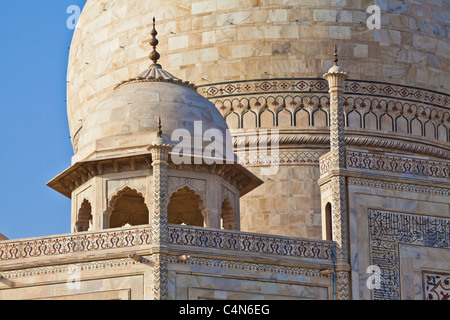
[107,186,149,229]
[276,108,293,127]
[395,115,409,133]
[168,186,207,227]
[259,108,275,128]
[437,123,449,142]
[324,202,332,241]
[410,117,423,136]
[221,197,236,230]
[241,109,258,129]
[75,199,92,232]
[225,110,240,129]
[312,107,328,127]
[379,112,394,131]
[346,109,362,128]
[424,120,436,139]
[294,108,310,127]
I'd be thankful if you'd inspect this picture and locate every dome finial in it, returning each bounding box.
[151,116,164,145]
[149,17,161,66]
[157,117,162,137]
[333,45,339,66]
[114,16,197,91]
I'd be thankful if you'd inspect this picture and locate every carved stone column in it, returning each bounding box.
[147,129,173,300]
[323,48,351,300]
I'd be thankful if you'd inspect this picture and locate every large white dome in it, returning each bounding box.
[67,0,450,147]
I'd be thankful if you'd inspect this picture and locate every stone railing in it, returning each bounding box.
[0,225,334,263]
[168,225,334,261]
[0,227,152,262]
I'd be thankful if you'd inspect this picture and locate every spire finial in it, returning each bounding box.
[333,45,338,66]
[157,117,162,137]
[149,17,161,66]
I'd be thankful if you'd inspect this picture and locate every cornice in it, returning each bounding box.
[232,129,450,160]
[47,153,262,199]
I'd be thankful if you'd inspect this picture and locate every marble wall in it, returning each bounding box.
[337,149,450,300]
[238,155,324,239]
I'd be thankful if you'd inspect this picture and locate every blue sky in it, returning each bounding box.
[0,0,87,240]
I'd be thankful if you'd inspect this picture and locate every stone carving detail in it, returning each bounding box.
[348,177,450,196]
[0,225,336,263]
[368,209,450,300]
[330,176,349,264]
[167,255,329,279]
[168,177,206,201]
[423,271,450,300]
[151,163,169,246]
[329,176,351,300]
[1,254,330,283]
[148,143,172,300]
[148,144,172,247]
[0,257,141,280]
[329,94,346,170]
[0,227,153,261]
[237,150,324,166]
[347,151,450,179]
[204,78,449,145]
[201,79,449,111]
[168,225,333,261]
[335,270,351,300]
[152,253,168,300]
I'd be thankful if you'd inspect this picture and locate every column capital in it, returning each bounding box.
[147,144,173,163]
[323,69,348,91]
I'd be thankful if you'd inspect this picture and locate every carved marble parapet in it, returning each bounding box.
[0,227,153,262]
[0,225,335,264]
[168,225,334,261]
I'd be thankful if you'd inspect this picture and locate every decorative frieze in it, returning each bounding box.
[237,150,324,166]
[201,78,450,144]
[348,177,450,196]
[0,257,139,280]
[347,151,450,179]
[200,78,450,110]
[0,253,330,282]
[319,152,332,175]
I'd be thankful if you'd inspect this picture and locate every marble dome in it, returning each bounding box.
[74,64,230,163]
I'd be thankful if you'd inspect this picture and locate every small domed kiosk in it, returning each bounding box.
[48,19,262,234]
